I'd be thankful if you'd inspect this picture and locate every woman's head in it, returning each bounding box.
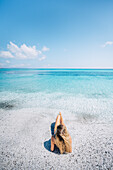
[56,125,69,141]
[56,125,67,137]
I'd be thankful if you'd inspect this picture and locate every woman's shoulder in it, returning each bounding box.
[68,135,72,152]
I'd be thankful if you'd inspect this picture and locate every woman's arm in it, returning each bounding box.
[60,112,65,126]
[69,135,72,153]
[54,112,65,133]
[51,136,55,151]
[54,114,60,133]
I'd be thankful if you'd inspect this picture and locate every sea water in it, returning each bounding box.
[0,68,113,123]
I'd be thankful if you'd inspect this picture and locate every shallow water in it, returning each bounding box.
[0,68,113,123]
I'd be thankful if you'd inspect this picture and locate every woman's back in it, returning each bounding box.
[54,125,72,154]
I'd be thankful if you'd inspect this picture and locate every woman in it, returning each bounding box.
[51,112,72,154]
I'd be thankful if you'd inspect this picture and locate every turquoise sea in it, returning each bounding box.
[0,68,113,123]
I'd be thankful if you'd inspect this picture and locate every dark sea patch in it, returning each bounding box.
[0,101,15,110]
[37,71,113,77]
[89,92,108,99]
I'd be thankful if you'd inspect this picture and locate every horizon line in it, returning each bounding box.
[0,67,113,69]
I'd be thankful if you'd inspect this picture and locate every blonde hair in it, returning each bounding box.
[55,125,71,154]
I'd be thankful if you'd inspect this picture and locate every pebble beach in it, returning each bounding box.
[0,108,113,169]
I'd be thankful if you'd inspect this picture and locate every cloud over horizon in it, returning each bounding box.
[0,42,49,61]
[102,41,113,48]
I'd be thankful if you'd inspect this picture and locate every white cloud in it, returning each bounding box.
[0,42,49,60]
[42,46,50,52]
[7,42,39,59]
[7,41,20,54]
[10,64,25,68]
[102,41,113,48]
[39,55,46,61]
[0,51,14,58]
[6,60,10,63]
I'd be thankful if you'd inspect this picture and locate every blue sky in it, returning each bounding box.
[0,0,113,68]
